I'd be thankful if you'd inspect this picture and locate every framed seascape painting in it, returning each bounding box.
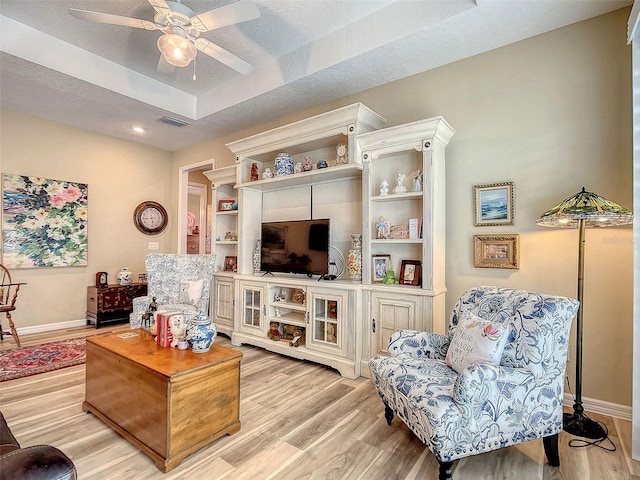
[473,182,514,226]
[2,174,88,268]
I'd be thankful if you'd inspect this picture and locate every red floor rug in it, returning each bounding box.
[0,337,87,382]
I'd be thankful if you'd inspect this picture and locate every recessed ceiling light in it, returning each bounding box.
[132,126,146,134]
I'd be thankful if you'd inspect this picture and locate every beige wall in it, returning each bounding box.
[0,8,631,406]
[172,8,633,406]
[0,110,173,328]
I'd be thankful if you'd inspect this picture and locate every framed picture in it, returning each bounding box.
[399,260,421,286]
[2,174,88,268]
[224,255,237,272]
[372,254,391,283]
[473,182,514,226]
[473,234,520,269]
[218,199,235,212]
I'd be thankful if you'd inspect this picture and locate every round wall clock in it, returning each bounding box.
[133,201,168,235]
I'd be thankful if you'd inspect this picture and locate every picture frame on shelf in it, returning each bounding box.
[224,256,237,272]
[473,234,519,269]
[473,182,514,226]
[218,199,235,212]
[372,254,391,283]
[399,260,421,286]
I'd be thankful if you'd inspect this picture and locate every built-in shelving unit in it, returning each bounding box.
[203,104,454,379]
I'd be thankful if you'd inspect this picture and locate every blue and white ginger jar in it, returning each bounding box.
[275,153,294,176]
[186,314,217,353]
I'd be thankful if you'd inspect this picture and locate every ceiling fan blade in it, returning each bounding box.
[190,0,260,32]
[157,54,176,74]
[69,8,161,31]
[194,38,253,74]
[147,0,172,18]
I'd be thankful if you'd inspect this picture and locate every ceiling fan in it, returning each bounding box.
[69,0,260,75]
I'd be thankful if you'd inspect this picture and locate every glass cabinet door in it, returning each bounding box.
[240,283,264,333]
[307,288,348,356]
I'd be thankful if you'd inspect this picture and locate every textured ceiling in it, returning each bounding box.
[0,0,631,152]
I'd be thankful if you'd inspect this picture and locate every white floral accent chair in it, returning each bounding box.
[129,254,215,328]
[368,286,579,480]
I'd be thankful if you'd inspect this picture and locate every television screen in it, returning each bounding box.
[261,219,330,276]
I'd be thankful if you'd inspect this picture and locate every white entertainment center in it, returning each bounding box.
[205,103,454,379]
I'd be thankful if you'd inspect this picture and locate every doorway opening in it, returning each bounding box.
[178,160,213,254]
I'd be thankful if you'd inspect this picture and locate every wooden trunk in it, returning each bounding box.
[83,330,242,472]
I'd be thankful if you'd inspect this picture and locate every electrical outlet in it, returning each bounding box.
[148,241,159,250]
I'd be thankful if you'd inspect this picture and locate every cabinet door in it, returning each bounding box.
[237,282,264,335]
[371,292,422,356]
[307,288,348,356]
[213,276,234,328]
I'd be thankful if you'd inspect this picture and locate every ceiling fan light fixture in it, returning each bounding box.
[157,33,196,67]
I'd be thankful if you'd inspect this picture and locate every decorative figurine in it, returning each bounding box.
[379,179,389,196]
[250,162,259,181]
[316,160,328,169]
[302,156,313,171]
[262,167,274,179]
[384,270,398,284]
[169,314,187,348]
[267,322,281,341]
[289,328,306,347]
[413,170,423,192]
[376,216,390,239]
[294,162,303,174]
[393,172,407,194]
[336,143,348,164]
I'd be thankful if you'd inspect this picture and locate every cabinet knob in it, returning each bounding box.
[372,318,376,333]
[89,297,95,303]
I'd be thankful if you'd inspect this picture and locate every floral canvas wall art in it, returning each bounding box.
[2,174,88,268]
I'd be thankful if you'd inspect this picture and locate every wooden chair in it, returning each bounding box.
[0,264,26,348]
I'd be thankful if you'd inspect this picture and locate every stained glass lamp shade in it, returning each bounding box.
[536,187,632,439]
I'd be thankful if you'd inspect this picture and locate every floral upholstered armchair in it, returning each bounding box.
[368,286,579,480]
[129,254,215,328]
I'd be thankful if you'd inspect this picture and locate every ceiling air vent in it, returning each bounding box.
[159,116,190,127]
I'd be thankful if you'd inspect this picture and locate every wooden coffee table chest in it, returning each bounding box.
[82,330,242,472]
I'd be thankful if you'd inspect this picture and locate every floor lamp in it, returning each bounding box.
[536,187,632,439]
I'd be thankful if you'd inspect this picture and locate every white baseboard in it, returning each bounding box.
[16,319,88,335]
[564,393,632,421]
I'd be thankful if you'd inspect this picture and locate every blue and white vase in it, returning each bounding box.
[275,153,294,176]
[187,314,217,353]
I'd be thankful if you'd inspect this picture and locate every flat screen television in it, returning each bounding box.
[261,219,330,277]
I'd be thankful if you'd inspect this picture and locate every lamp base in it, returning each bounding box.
[563,408,606,439]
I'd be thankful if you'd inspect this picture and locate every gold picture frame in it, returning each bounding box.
[473,234,519,269]
[473,182,514,226]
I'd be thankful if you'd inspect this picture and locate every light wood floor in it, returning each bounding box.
[1,326,639,479]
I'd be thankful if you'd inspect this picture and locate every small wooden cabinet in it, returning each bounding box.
[86,283,147,328]
[186,234,199,253]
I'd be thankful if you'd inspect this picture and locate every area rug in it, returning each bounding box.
[0,337,87,382]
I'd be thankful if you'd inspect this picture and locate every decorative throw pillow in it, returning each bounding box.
[179,279,203,308]
[445,310,509,374]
